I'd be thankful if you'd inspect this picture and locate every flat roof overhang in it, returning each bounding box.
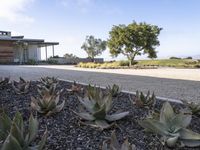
[0,38,59,47]
[38,42,59,47]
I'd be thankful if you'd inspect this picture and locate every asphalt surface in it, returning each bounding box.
[0,65,199,102]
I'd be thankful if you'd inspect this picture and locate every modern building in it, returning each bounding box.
[0,31,59,64]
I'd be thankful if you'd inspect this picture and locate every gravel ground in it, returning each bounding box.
[0,80,200,150]
[0,65,199,102]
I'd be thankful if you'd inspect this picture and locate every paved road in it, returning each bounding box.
[0,65,200,102]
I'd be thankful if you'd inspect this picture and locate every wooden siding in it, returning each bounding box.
[0,41,14,63]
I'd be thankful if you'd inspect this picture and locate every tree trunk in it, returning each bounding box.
[128,52,138,67]
[128,56,135,67]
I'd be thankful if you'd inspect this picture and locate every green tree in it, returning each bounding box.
[81,35,106,61]
[107,21,162,66]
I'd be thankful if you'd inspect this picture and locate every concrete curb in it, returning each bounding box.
[59,78,183,104]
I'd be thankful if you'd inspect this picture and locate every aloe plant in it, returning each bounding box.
[102,131,136,150]
[86,84,101,100]
[106,84,121,98]
[139,102,200,148]
[130,91,156,108]
[0,110,12,141]
[1,112,47,150]
[0,77,10,89]
[12,77,30,94]
[74,86,129,130]
[67,81,83,93]
[183,101,200,116]
[31,84,65,116]
[40,76,58,89]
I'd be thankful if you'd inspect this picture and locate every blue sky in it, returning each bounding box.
[0,0,200,60]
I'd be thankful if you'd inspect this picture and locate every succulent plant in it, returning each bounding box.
[106,84,121,98]
[183,101,200,116]
[40,76,58,89]
[1,112,47,150]
[12,77,30,94]
[86,84,102,100]
[31,84,65,116]
[102,131,136,150]
[67,81,83,93]
[74,86,129,130]
[130,91,156,108]
[139,102,200,148]
[0,77,10,89]
[0,110,12,141]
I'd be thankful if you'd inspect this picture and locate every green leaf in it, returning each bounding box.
[54,100,65,113]
[37,128,48,150]
[106,112,129,122]
[171,114,191,128]
[160,102,174,124]
[138,119,169,136]
[179,128,200,140]
[74,112,95,121]
[27,114,38,144]
[0,112,12,140]
[94,120,113,130]
[110,131,120,149]
[93,104,106,120]
[78,96,95,113]
[181,139,200,147]
[166,136,179,147]
[1,134,23,150]
[10,123,24,147]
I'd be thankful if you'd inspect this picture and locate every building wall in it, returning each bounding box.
[0,41,14,63]
[28,44,41,61]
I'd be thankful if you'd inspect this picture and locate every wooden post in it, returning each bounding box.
[45,45,47,61]
[52,45,54,57]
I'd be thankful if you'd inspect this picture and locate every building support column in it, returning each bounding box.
[52,45,54,57]
[45,45,47,61]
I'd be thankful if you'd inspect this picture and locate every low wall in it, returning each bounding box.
[49,57,104,64]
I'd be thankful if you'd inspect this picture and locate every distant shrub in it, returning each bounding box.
[169,57,182,59]
[26,59,37,65]
[47,59,58,64]
[195,64,200,68]
[63,53,78,59]
[184,56,193,59]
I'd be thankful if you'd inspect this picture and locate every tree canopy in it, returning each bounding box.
[107,21,162,66]
[81,35,106,61]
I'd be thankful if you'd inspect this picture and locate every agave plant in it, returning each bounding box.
[1,112,47,150]
[0,77,10,89]
[74,86,129,130]
[0,110,12,141]
[102,131,136,150]
[106,84,121,98]
[130,91,156,108]
[139,102,200,148]
[67,81,83,93]
[40,76,58,89]
[12,77,30,94]
[183,101,200,116]
[31,84,65,116]
[86,84,102,100]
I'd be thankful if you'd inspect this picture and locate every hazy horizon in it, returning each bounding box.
[0,0,200,60]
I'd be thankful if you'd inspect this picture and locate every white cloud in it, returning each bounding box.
[0,0,35,23]
[60,0,93,12]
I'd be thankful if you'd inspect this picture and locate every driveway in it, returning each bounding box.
[0,65,199,102]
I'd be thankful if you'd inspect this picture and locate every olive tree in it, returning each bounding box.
[107,21,162,66]
[81,35,106,62]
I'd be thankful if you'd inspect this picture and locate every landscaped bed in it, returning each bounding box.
[0,78,200,150]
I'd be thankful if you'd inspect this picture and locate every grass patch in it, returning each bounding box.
[77,59,200,69]
[137,59,200,68]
